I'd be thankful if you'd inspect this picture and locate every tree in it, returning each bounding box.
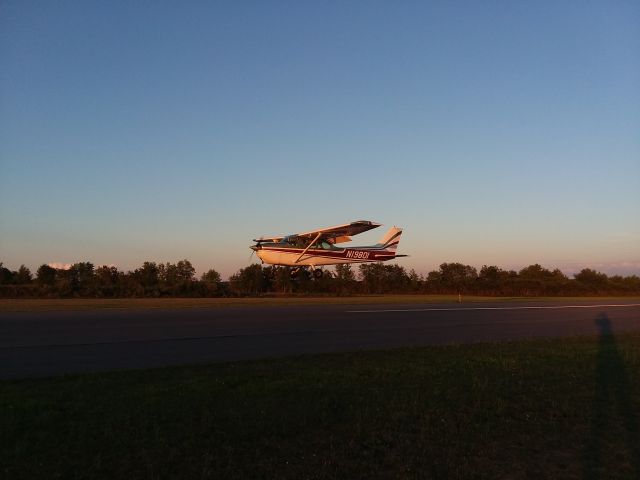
[574,269,609,291]
[201,268,222,296]
[334,264,356,295]
[157,260,197,295]
[54,268,75,297]
[438,262,477,293]
[176,259,195,282]
[425,269,443,293]
[478,265,509,294]
[69,262,95,294]
[95,265,120,296]
[334,264,355,282]
[515,264,569,295]
[229,264,267,295]
[135,262,160,296]
[359,263,386,293]
[519,264,552,279]
[385,264,409,292]
[407,269,422,293]
[201,268,221,284]
[266,266,293,294]
[358,263,410,293]
[159,262,177,286]
[15,265,33,284]
[36,264,57,286]
[0,263,15,284]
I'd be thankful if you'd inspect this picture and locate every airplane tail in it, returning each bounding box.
[376,227,403,252]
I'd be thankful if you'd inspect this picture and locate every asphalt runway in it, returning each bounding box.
[1,301,639,378]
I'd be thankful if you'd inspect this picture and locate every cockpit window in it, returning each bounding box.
[279,236,337,249]
[281,235,308,248]
[310,240,335,250]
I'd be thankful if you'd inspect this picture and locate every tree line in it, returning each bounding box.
[0,260,222,298]
[1,260,639,298]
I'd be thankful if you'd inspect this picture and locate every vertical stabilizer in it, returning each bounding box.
[377,227,403,251]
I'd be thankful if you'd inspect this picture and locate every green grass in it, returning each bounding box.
[2,295,639,312]
[2,334,640,479]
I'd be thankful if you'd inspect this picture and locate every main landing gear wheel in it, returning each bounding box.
[313,268,323,279]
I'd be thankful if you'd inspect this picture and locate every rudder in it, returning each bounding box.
[377,227,403,251]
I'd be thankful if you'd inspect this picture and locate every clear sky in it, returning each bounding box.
[1,1,639,279]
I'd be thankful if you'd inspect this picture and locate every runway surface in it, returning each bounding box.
[1,300,639,378]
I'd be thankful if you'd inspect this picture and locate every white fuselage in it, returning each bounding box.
[256,247,393,267]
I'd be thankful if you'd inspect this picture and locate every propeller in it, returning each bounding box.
[248,245,257,263]
[248,243,262,263]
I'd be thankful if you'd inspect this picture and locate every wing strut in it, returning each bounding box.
[295,233,322,263]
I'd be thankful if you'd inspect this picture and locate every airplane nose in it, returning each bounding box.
[250,245,260,251]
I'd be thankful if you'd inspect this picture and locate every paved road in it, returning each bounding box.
[1,301,639,378]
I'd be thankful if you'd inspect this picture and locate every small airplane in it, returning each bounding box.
[250,220,406,278]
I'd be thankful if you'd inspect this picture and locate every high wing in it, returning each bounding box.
[297,220,381,242]
[290,220,381,263]
[253,220,381,244]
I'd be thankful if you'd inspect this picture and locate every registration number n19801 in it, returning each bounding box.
[346,250,370,259]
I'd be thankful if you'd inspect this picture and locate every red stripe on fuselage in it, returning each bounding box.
[261,247,395,261]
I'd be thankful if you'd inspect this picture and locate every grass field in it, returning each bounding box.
[2,295,640,312]
[2,333,640,479]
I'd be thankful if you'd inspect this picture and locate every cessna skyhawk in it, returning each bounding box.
[250,220,405,278]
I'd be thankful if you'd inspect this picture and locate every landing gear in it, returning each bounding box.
[289,267,323,280]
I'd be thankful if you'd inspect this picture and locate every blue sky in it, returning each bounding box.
[1,1,639,279]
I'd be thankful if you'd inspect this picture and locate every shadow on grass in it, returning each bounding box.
[583,313,640,479]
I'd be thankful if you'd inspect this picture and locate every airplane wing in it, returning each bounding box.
[253,221,381,244]
[296,220,382,241]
